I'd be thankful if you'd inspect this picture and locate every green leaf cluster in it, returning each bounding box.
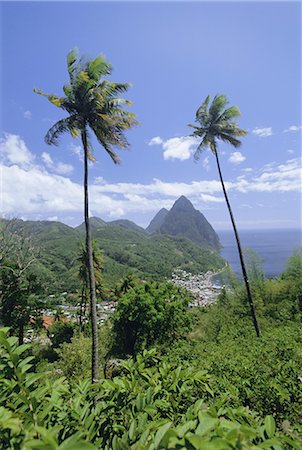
[110,281,193,356]
[1,331,301,449]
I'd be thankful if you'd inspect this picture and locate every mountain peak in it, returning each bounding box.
[146,208,169,234]
[147,196,221,250]
[172,196,195,210]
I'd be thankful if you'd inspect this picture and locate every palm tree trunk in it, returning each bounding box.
[79,284,85,334]
[81,128,99,383]
[214,150,261,337]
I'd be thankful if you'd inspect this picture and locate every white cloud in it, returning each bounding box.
[69,143,83,161]
[23,110,32,120]
[41,152,53,166]
[283,125,302,133]
[200,193,224,203]
[242,167,253,173]
[1,135,301,224]
[148,136,163,146]
[287,149,295,154]
[109,208,125,218]
[41,151,73,175]
[228,151,246,164]
[162,136,198,161]
[202,156,210,171]
[47,216,59,221]
[55,163,74,175]
[252,127,273,137]
[0,133,35,168]
[94,176,106,185]
[148,135,198,161]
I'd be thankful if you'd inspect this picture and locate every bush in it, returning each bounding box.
[110,281,192,356]
[47,321,74,348]
[1,329,301,449]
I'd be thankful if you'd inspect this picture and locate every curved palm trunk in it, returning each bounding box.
[214,150,261,337]
[82,129,99,383]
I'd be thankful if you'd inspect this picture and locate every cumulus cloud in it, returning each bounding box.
[41,151,73,175]
[1,134,301,224]
[148,135,198,161]
[41,152,53,166]
[200,194,224,203]
[0,133,35,168]
[162,136,198,161]
[148,136,163,146]
[69,143,83,161]
[283,125,302,133]
[252,127,273,137]
[228,151,246,164]
[23,110,32,120]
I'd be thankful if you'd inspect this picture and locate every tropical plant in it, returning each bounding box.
[0,223,44,345]
[1,329,300,449]
[110,281,192,356]
[35,48,137,382]
[189,94,261,337]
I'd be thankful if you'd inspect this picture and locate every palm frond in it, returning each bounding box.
[217,132,242,148]
[196,95,210,124]
[220,105,241,121]
[67,48,79,82]
[85,129,96,162]
[209,95,228,121]
[87,55,111,81]
[92,125,121,164]
[193,134,212,160]
[45,115,80,146]
[33,88,65,109]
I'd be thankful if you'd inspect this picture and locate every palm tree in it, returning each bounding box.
[77,241,104,333]
[35,48,137,382]
[189,94,260,337]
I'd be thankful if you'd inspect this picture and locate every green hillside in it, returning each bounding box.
[2,218,225,293]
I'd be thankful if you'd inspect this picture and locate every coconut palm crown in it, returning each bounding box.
[189,94,247,158]
[189,94,260,337]
[35,49,137,383]
[34,48,137,162]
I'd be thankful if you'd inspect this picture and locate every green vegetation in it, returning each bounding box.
[110,282,192,356]
[1,250,301,448]
[1,218,225,293]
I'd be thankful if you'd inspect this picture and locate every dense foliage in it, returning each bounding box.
[110,282,192,356]
[1,330,301,449]
[0,219,225,293]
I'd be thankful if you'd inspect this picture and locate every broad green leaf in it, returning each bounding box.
[264,415,276,438]
[154,422,173,449]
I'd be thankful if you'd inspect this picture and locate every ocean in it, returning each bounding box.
[217,229,301,278]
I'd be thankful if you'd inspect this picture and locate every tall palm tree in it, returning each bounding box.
[35,48,137,382]
[189,94,260,337]
[77,241,104,333]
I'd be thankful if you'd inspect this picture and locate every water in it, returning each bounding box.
[218,229,301,278]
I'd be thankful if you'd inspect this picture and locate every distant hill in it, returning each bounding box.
[147,196,221,251]
[146,208,169,234]
[1,215,225,293]
[107,219,146,234]
[76,217,106,232]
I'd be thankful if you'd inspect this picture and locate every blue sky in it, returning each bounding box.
[0,1,301,230]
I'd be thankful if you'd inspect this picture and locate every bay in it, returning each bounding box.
[218,229,301,278]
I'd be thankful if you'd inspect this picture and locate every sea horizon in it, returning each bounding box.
[218,228,301,278]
